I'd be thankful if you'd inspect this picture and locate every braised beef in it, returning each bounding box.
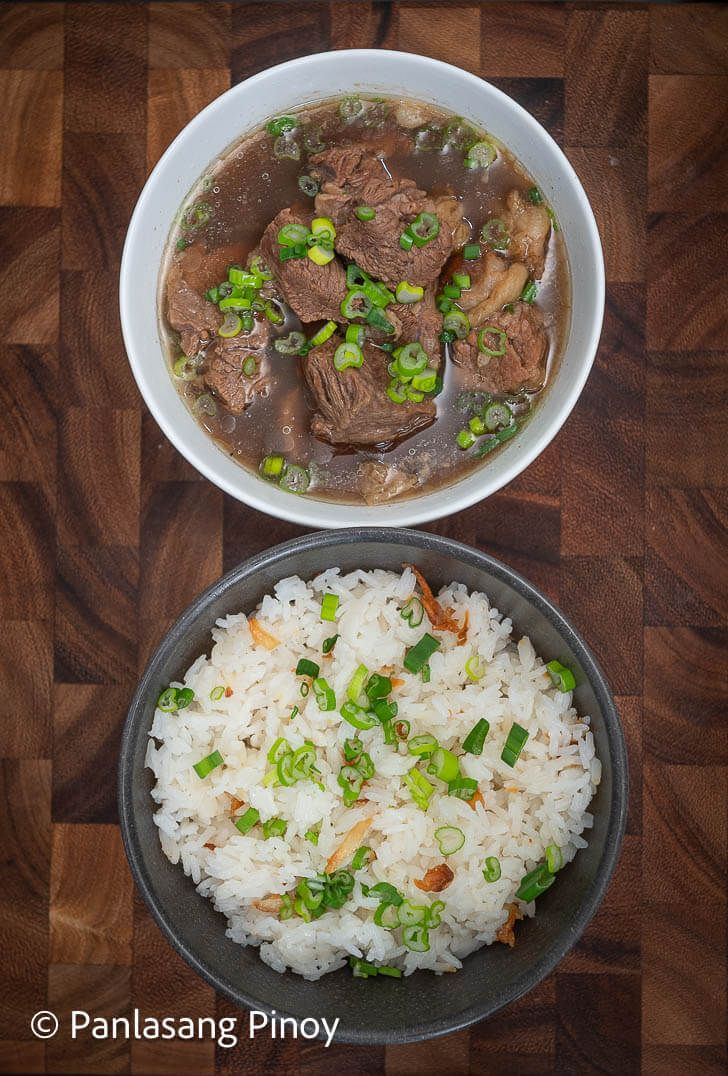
[446,250,529,327]
[501,189,550,278]
[305,338,435,446]
[167,264,220,358]
[203,324,271,414]
[259,208,347,323]
[391,287,442,365]
[451,302,547,394]
[358,461,418,505]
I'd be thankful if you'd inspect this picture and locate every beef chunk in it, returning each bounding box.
[259,208,347,323]
[391,287,442,364]
[501,189,551,278]
[447,251,529,328]
[434,193,470,249]
[310,145,462,287]
[166,264,220,357]
[451,302,548,394]
[304,338,435,447]
[203,321,271,414]
[358,461,418,505]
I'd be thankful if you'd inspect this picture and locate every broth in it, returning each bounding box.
[160,96,570,505]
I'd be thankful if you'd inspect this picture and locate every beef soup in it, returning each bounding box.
[161,96,570,506]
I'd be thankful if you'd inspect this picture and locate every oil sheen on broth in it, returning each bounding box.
[160,96,570,506]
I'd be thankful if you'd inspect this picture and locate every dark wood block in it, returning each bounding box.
[645,488,728,627]
[222,496,306,572]
[0,760,51,1040]
[214,994,300,1075]
[646,350,728,487]
[0,207,60,344]
[0,345,57,483]
[60,271,141,408]
[398,4,481,74]
[52,684,131,824]
[329,0,396,50]
[149,2,232,70]
[231,2,330,84]
[642,763,726,907]
[566,7,647,147]
[617,696,642,836]
[490,77,564,146]
[385,1031,468,1075]
[0,1041,46,1075]
[646,212,728,351]
[55,545,139,683]
[644,627,728,765]
[50,823,133,965]
[47,964,131,1074]
[649,75,728,214]
[0,619,52,758]
[0,482,54,619]
[141,410,205,483]
[561,285,645,557]
[61,132,146,272]
[470,975,556,1072]
[0,69,62,207]
[480,3,565,78]
[566,147,646,283]
[56,408,141,548]
[643,1045,728,1076]
[641,902,726,1047]
[147,69,231,172]
[64,2,147,134]
[650,4,728,75]
[556,971,640,1073]
[0,2,64,68]
[560,556,643,695]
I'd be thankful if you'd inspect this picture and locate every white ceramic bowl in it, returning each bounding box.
[120,49,604,528]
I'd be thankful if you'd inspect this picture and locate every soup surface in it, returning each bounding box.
[161,96,570,505]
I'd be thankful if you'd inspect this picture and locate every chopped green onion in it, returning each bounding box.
[474,423,519,456]
[427,747,460,783]
[545,844,563,873]
[501,722,529,767]
[407,734,438,757]
[262,817,287,840]
[447,776,478,800]
[400,596,424,627]
[261,768,277,787]
[404,632,440,674]
[394,719,410,739]
[267,115,297,136]
[546,660,576,692]
[546,206,559,230]
[210,685,225,701]
[452,272,471,289]
[395,341,428,377]
[443,308,470,339]
[365,673,392,700]
[477,326,507,357]
[457,429,476,450]
[320,593,339,622]
[351,846,374,871]
[175,687,193,709]
[347,664,369,706]
[435,825,465,856]
[387,379,407,405]
[373,902,400,929]
[482,856,501,882]
[278,893,294,920]
[173,355,200,380]
[157,686,178,712]
[333,341,364,371]
[338,764,364,806]
[355,205,376,221]
[395,281,424,304]
[288,705,299,720]
[322,634,339,654]
[313,676,336,711]
[421,664,431,684]
[345,323,366,346]
[363,881,403,906]
[279,464,310,494]
[520,280,538,304]
[402,924,430,952]
[528,187,543,205]
[340,287,372,320]
[406,211,440,247]
[399,231,414,251]
[267,736,291,764]
[463,243,480,260]
[340,701,378,730]
[276,753,295,785]
[411,368,438,393]
[398,899,428,926]
[305,827,320,845]
[219,295,252,312]
[350,957,379,978]
[218,311,242,338]
[343,737,363,764]
[465,140,497,169]
[462,718,490,755]
[278,222,310,247]
[300,682,309,697]
[193,750,224,779]
[443,283,461,300]
[308,320,338,348]
[241,355,256,377]
[235,807,260,834]
[436,294,452,314]
[377,964,403,977]
[296,658,320,679]
[483,401,513,431]
[260,453,285,479]
[274,330,306,355]
[340,96,364,121]
[516,862,555,902]
[403,767,434,811]
[308,243,335,266]
[464,654,486,681]
[372,698,397,724]
[263,299,284,324]
[298,174,319,197]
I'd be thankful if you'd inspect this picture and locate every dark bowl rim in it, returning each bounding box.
[118,527,628,1045]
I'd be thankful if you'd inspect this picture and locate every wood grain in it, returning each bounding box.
[1,3,727,1072]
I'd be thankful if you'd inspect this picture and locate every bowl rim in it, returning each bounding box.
[118,527,628,1045]
[119,48,605,530]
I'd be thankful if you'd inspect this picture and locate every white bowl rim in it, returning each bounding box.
[120,48,605,529]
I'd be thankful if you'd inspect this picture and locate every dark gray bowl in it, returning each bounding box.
[119,528,627,1045]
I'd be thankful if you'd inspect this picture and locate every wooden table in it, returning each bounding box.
[1,3,726,1073]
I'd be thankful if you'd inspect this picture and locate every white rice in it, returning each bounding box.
[147,567,600,979]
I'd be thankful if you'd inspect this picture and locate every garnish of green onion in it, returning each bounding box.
[528,186,543,205]
[304,827,320,845]
[545,844,563,873]
[313,676,336,711]
[426,747,460,783]
[407,733,438,757]
[465,654,486,681]
[296,657,320,679]
[374,901,400,929]
[421,664,431,684]
[308,320,338,348]
[340,701,378,730]
[452,271,471,289]
[463,242,480,260]
[520,280,538,304]
[546,660,576,692]
[365,673,392,700]
[210,685,225,701]
[516,861,555,902]
[482,856,501,882]
[403,767,434,811]
[402,924,430,952]
[351,845,374,871]
[157,687,178,712]
[322,634,339,654]
[395,281,424,304]
[234,807,259,835]
[435,825,465,856]
[355,205,376,221]
[347,664,369,706]
[403,632,441,674]
[447,776,478,800]
[267,736,291,764]
[363,881,403,906]
[260,454,285,479]
[193,750,224,779]
[501,722,529,767]
[457,429,476,450]
[262,817,288,840]
[320,592,339,622]
[462,718,490,755]
[289,705,299,720]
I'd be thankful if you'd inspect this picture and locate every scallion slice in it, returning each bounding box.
[435,825,465,856]
[477,327,507,357]
[340,701,378,730]
[322,634,339,654]
[545,844,563,873]
[463,242,480,260]
[347,664,369,706]
[304,826,320,845]
[407,733,438,757]
[193,750,224,779]
[546,660,576,692]
[516,862,555,902]
[296,658,320,679]
[402,923,430,952]
[210,685,225,701]
[447,776,478,800]
[320,592,339,621]
[373,902,400,929]
[426,747,460,783]
[235,807,259,834]
[464,654,486,681]
[482,856,501,882]
[501,722,528,767]
[308,320,338,348]
[403,632,440,674]
[262,817,287,840]
[403,767,434,811]
[355,205,376,221]
[395,281,424,304]
[313,676,336,711]
[462,718,490,755]
[351,845,374,871]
